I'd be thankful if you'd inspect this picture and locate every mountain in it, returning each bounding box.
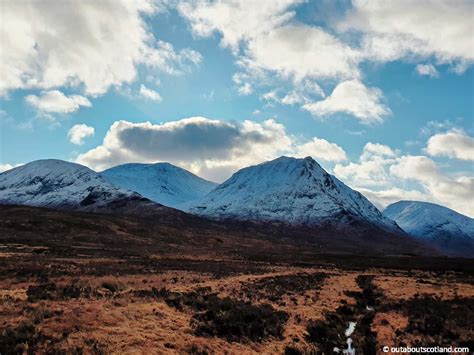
[188,156,400,233]
[0,158,435,256]
[101,162,217,209]
[384,201,474,257]
[0,159,158,213]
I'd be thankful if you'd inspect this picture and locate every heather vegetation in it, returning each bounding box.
[1,206,473,354]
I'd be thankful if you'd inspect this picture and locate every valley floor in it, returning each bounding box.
[0,206,473,354]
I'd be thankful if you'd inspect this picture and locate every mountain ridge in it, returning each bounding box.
[0,159,169,214]
[384,200,474,257]
[101,162,217,209]
[0,158,442,256]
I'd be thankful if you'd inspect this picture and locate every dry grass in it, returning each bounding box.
[374,274,474,300]
[1,205,473,354]
[2,265,473,354]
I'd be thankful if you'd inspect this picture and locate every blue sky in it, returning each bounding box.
[0,0,473,216]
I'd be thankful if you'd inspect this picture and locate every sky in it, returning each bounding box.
[0,0,473,217]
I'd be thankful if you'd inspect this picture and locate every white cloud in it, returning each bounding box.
[244,24,360,82]
[358,187,432,211]
[262,91,279,103]
[0,163,23,173]
[389,155,474,216]
[261,81,325,106]
[360,142,396,161]
[139,85,162,102]
[335,160,391,187]
[76,117,293,181]
[25,90,91,114]
[178,2,366,120]
[425,129,474,161]
[334,142,397,186]
[76,116,346,182]
[339,0,474,70]
[0,164,13,173]
[140,40,202,75]
[237,83,253,96]
[177,0,473,125]
[336,143,474,217]
[345,129,366,136]
[1,0,200,97]
[415,64,439,78]
[178,0,302,52]
[303,80,391,123]
[420,119,458,136]
[68,124,95,145]
[389,155,439,184]
[292,138,347,162]
[280,92,305,105]
[284,82,325,103]
[232,73,253,96]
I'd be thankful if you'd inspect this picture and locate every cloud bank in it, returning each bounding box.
[334,141,474,217]
[76,117,346,182]
[340,0,474,70]
[178,0,473,123]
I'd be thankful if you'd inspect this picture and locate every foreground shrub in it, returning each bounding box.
[138,286,289,342]
[192,295,289,342]
[390,295,474,343]
[27,281,94,301]
[0,324,48,354]
[241,272,328,301]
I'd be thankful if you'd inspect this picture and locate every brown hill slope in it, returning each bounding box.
[0,204,437,260]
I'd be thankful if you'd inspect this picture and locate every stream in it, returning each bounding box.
[333,321,357,354]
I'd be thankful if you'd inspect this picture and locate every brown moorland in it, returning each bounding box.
[0,205,473,354]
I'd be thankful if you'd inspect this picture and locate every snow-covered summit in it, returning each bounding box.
[0,159,143,211]
[385,201,474,238]
[101,162,217,209]
[384,201,474,257]
[188,156,399,231]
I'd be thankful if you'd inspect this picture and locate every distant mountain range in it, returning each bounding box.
[385,201,474,257]
[0,157,471,257]
[0,160,175,216]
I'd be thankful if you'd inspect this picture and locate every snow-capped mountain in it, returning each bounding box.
[0,157,436,256]
[384,201,474,257]
[101,163,217,209]
[188,156,399,232]
[0,159,148,212]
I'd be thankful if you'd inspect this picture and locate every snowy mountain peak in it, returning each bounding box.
[384,200,474,257]
[188,156,399,231]
[385,201,474,237]
[0,159,143,211]
[9,159,91,175]
[101,162,217,209]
